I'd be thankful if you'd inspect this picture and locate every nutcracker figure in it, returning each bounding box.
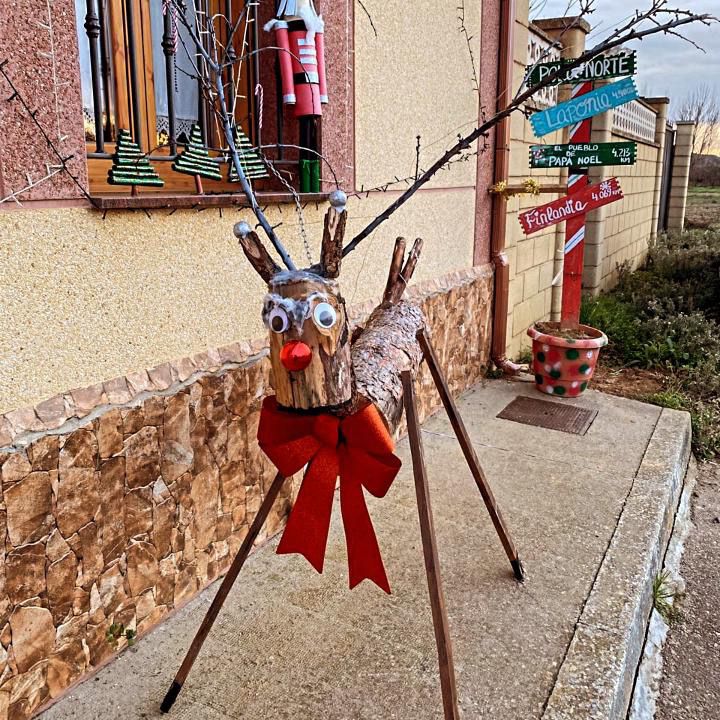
[265,0,328,192]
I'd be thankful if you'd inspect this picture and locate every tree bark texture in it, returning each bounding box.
[352,300,426,432]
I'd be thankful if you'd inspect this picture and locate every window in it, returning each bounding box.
[75,0,271,196]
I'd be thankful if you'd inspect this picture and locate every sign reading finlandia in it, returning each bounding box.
[525,51,637,88]
[530,77,639,137]
[519,178,624,235]
[529,142,637,169]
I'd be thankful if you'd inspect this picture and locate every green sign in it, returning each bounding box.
[529,142,637,169]
[526,51,637,88]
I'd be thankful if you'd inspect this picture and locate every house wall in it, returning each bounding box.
[0,195,477,417]
[0,0,488,417]
[0,0,497,716]
[504,16,566,360]
[591,134,661,290]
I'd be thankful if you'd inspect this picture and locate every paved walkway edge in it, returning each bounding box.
[627,456,698,720]
[542,408,692,720]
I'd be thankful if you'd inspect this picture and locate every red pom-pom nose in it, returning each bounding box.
[279,340,313,371]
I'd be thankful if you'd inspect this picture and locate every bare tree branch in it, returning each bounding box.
[342,5,717,258]
[170,0,296,270]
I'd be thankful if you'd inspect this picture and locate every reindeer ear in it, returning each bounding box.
[320,190,347,279]
[234,221,281,283]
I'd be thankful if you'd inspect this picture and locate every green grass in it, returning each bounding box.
[652,571,682,624]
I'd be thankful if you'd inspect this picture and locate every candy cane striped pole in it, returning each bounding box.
[561,80,593,326]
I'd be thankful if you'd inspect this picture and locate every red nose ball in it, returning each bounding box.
[280,340,313,371]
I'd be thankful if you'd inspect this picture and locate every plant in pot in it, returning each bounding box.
[527,320,607,398]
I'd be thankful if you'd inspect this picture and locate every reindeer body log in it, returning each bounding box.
[352,301,425,432]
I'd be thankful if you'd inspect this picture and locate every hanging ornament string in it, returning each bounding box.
[255,82,312,265]
[255,83,263,142]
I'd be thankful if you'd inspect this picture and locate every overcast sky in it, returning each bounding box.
[529,0,719,116]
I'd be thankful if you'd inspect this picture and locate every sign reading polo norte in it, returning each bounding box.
[519,178,624,235]
[529,141,637,168]
[525,50,637,88]
[530,77,639,137]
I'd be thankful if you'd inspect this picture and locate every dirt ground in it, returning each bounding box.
[591,363,667,402]
[656,461,720,719]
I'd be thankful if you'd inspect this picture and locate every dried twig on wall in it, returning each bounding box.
[0,61,97,207]
[457,0,479,93]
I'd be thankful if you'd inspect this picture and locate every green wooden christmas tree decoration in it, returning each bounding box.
[107,129,164,193]
[228,126,267,182]
[172,123,222,194]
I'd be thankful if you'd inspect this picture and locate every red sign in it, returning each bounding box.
[519,178,623,235]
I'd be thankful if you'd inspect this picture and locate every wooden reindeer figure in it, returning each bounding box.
[233,190,426,593]
[161,192,524,719]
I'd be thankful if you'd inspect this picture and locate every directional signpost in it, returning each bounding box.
[525,51,637,88]
[522,50,639,325]
[530,76,639,137]
[519,178,624,235]
[529,142,637,169]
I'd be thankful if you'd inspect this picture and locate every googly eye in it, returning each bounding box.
[313,302,337,330]
[267,307,290,334]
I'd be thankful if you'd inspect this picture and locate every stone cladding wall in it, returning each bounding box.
[0,265,493,718]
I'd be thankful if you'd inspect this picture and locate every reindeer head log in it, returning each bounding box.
[234,191,353,412]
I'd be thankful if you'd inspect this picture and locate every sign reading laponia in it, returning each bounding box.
[529,142,637,169]
[530,77,638,137]
[519,178,624,235]
[526,51,637,88]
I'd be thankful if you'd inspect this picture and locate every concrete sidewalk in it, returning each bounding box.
[39,380,690,720]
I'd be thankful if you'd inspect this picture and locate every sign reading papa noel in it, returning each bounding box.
[519,178,624,235]
[529,141,637,169]
[530,77,639,137]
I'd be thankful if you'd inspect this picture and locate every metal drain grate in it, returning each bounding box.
[497,396,598,435]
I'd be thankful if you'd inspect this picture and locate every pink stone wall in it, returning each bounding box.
[0,0,88,203]
[0,266,493,719]
[318,0,355,190]
[257,0,354,191]
[473,0,501,266]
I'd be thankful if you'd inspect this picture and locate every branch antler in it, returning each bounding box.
[320,190,348,278]
[383,237,424,304]
[233,221,281,282]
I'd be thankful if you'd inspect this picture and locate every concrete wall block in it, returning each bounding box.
[538,259,555,290]
[523,265,540,300]
[517,238,535,273]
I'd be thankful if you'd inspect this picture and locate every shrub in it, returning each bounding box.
[580,294,644,363]
[583,228,720,458]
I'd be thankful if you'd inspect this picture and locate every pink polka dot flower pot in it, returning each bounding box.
[527,322,608,398]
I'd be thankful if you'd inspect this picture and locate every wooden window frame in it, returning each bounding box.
[83,0,269,197]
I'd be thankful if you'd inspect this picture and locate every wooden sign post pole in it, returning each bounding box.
[560,80,593,327]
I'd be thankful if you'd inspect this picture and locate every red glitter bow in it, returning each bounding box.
[257,396,402,593]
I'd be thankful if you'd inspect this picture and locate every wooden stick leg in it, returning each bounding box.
[402,371,460,720]
[417,330,525,582]
[160,471,287,713]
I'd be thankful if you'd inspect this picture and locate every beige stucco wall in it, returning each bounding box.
[354,0,481,192]
[0,189,476,415]
[1,0,483,416]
